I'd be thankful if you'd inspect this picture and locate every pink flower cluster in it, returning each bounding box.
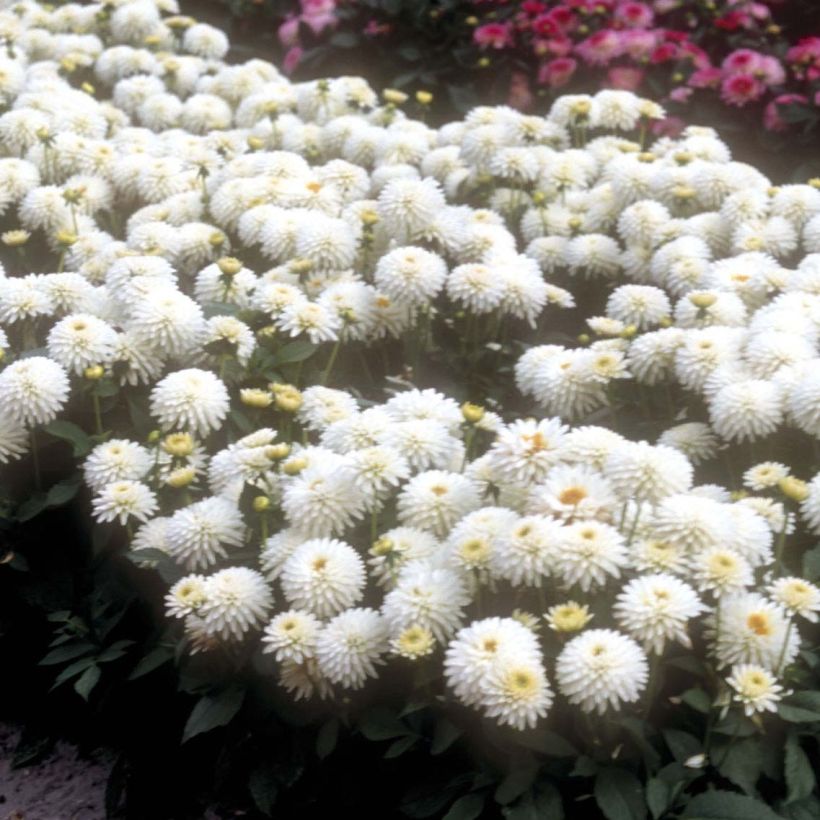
[278,0,338,74]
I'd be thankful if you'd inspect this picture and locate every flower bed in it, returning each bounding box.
[2,0,820,817]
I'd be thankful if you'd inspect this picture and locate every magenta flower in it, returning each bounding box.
[473,22,514,49]
[614,1,654,29]
[763,93,808,131]
[575,29,622,66]
[606,66,644,91]
[720,72,765,106]
[538,56,577,87]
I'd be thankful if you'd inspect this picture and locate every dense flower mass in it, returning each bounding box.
[2,0,820,748]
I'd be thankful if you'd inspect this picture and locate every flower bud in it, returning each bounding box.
[779,476,809,502]
[166,467,196,488]
[240,388,273,408]
[252,495,271,513]
[382,88,408,105]
[2,230,30,247]
[217,256,242,276]
[689,292,717,309]
[163,432,194,457]
[282,457,308,476]
[266,443,291,460]
[415,90,433,105]
[84,364,105,380]
[461,402,485,424]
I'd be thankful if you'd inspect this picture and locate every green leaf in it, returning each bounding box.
[785,731,816,805]
[645,778,670,820]
[443,793,484,820]
[431,718,462,755]
[249,765,278,817]
[594,768,647,820]
[505,785,564,820]
[682,790,784,819]
[329,31,358,48]
[44,420,92,457]
[46,476,82,507]
[182,687,245,743]
[128,646,173,680]
[274,340,318,364]
[40,642,95,666]
[717,737,763,795]
[51,656,97,689]
[681,688,712,714]
[401,775,473,819]
[778,704,820,723]
[316,718,339,760]
[515,729,577,758]
[384,735,417,759]
[73,664,101,700]
[495,766,537,806]
[97,639,134,663]
[802,544,820,581]
[663,729,701,764]
[358,706,409,741]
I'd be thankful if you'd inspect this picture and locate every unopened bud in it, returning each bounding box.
[383,88,408,105]
[266,443,291,460]
[689,292,717,309]
[620,325,638,339]
[246,136,265,151]
[461,402,485,424]
[240,388,273,408]
[370,537,394,557]
[208,232,225,248]
[282,457,308,476]
[2,230,30,247]
[577,333,591,345]
[780,476,809,502]
[166,467,196,488]
[252,495,271,513]
[55,230,77,246]
[289,257,313,275]
[81,82,95,95]
[415,90,433,105]
[84,364,105,380]
[163,432,194,457]
[217,256,242,276]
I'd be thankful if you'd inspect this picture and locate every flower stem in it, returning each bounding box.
[321,337,342,386]
[30,428,41,490]
[92,392,103,436]
[776,618,794,676]
[774,514,789,575]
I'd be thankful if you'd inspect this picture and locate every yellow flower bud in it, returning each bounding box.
[272,384,303,413]
[637,151,656,163]
[620,324,638,339]
[55,230,78,246]
[266,443,291,460]
[217,256,242,276]
[208,232,225,247]
[369,537,394,557]
[359,209,380,226]
[689,292,717,309]
[577,333,591,345]
[289,257,313,275]
[2,230,30,247]
[282,457,308,476]
[478,56,491,68]
[415,90,433,105]
[461,402,485,424]
[252,495,271,513]
[809,178,820,190]
[81,82,95,95]
[163,432,194,457]
[240,388,273,408]
[83,364,105,380]
[465,15,479,25]
[166,467,196,488]
[382,88,408,105]
[779,476,809,502]
[246,136,265,151]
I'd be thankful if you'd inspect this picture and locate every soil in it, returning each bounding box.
[0,725,112,820]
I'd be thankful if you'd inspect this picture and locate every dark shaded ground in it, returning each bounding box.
[0,725,111,820]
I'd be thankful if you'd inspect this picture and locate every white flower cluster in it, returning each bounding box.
[1,0,818,734]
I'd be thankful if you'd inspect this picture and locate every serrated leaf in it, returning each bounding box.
[431,718,462,755]
[785,731,816,805]
[645,778,670,820]
[682,790,784,819]
[44,420,93,457]
[316,718,339,760]
[384,735,417,759]
[182,687,245,743]
[443,793,484,820]
[73,664,101,700]
[594,768,647,820]
[128,645,173,680]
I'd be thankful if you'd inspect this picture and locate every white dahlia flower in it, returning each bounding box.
[199,567,274,641]
[0,357,70,427]
[150,369,230,437]
[314,608,389,689]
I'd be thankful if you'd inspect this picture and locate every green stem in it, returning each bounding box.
[321,337,342,386]
[643,652,661,720]
[57,248,65,274]
[92,392,103,436]
[30,428,41,490]
[774,514,789,574]
[370,508,379,544]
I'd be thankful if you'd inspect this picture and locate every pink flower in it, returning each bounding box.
[538,56,577,87]
[787,37,820,81]
[618,29,658,60]
[575,29,622,65]
[363,19,392,36]
[474,22,514,49]
[669,86,693,103]
[614,2,653,28]
[278,15,300,47]
[720,73,765,107]
[534,35,573,57]
[764,93,808,131]
[652,115,685,138]
[607,66,644,91]
[756,55,785,87]
[650,43,678,64]
[508,71,534,110]
[283,46,303,74]
[545,6,576,31]
[679,42,710,70]
[688,67,722,89]
[722,48,764,75]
